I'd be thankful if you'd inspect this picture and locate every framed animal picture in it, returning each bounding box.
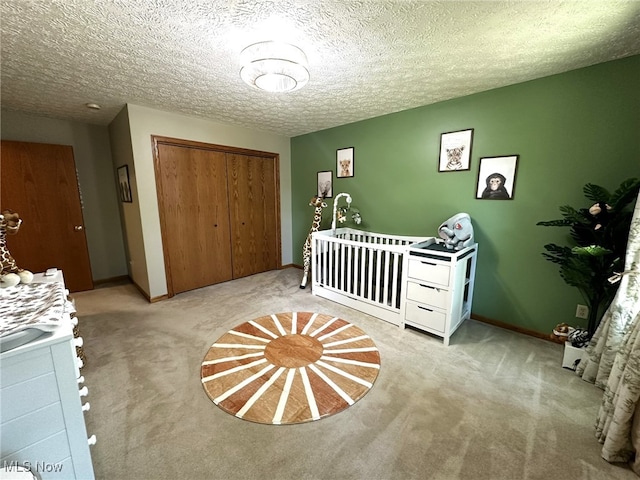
[475,155,519,200]
[336,147,354,178]
[438,129,474,172]
[317,170,333,198]
[117,164,133,202]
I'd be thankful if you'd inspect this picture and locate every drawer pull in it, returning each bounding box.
[420,261,437,266]
[82,402,91,412]
[77,375,85,384]
[79,386,89,397]
[88,435,97,446]
[417,306,433,312]
[419,283,438,290]
[74,337,84,347]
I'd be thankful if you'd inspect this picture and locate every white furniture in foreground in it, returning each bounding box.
[0,271,95,479]
[400,239,478,346]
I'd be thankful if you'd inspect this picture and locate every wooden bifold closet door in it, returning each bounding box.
[154,137,281,297]
[227,153,279,278]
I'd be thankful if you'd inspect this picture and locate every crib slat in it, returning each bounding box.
[357,246,363,297]
[346,243,353,294]
[375,249,381,302]
[391,251,400,308]
[328,240,334,287]
[367,250,374,300]
[352,245,359,295]
[383,249,391,306]
[323,238,328,284]
[340,242,346,291]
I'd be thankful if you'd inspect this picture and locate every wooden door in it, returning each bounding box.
[0,140,94,292]
[155,143,233,295]
[227,153,280,278]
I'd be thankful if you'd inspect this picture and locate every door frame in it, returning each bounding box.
[151,135,282,297]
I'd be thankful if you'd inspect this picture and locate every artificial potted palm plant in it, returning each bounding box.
[537,178,640,336]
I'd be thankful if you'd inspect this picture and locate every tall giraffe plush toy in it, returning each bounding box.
[0,209,34,288]
[300,196,327,289]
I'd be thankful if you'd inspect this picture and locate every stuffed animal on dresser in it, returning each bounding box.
[438,212,474,250]
[0,209,34,288]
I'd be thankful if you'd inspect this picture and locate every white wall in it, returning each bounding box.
[120,104,292,299]
[1,109,128,281]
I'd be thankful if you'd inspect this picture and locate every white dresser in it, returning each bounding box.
[0,272,95,479]
[401,239,477,345]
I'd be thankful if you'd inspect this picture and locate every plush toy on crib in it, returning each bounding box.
[438,213,474,250]
[0,209,34,288]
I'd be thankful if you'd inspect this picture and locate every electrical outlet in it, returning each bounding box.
[576,304,589,319]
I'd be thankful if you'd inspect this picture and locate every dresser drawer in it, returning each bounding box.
[406,281,448,309]
[407,259,450,286]
[405,301,446,333]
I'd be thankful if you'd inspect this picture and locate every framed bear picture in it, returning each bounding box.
[438,129,474,172]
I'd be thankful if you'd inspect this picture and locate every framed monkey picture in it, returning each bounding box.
[475,155,519,200]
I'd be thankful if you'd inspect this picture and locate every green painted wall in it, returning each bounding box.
[291,55,640,335]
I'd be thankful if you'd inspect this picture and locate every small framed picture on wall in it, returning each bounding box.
[317,170,333,198]
[438,128,474,172]
[117,164,133,203]
[475,155,519,200]
[336,147,355,178]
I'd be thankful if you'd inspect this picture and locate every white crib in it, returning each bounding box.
[311,228,431,326]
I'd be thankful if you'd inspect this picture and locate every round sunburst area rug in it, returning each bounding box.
[201,312,381,425]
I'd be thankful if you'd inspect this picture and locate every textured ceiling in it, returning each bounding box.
[2,1,639,137]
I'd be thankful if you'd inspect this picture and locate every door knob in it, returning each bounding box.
[74,225,83,231]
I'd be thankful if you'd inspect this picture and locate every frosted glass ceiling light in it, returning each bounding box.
[240,41,309,93]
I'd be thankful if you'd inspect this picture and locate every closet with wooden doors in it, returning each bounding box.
[152,136,281,296]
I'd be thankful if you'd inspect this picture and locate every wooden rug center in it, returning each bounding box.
[201,312,381,425]
[264,334,323,368]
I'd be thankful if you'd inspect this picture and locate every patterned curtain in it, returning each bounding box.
[576,191,640,470]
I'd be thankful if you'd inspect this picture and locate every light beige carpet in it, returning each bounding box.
[74,268,637,480]
[201,312,380,425]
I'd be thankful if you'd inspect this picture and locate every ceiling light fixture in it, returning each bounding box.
[85,103,101,110]
[240,41,309,93]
